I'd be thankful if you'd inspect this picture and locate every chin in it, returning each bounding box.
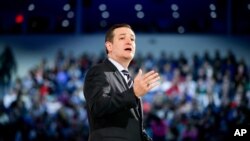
[124,56,133,60]
[122,53,134,60]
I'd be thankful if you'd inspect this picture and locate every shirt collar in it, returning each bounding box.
[108,58,127,72]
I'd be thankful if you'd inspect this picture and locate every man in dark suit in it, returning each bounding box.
[84,23,160,141]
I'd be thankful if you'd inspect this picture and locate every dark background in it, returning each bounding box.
[0,1,250,141]
[0,0,250,35]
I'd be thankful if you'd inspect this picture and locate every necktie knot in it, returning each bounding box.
[121,70,130,78]
[121,70,133,88]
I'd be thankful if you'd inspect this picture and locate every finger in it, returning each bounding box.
[148,76,161,85]
[148,81,161,90]
[143,70,155,79]
[144,72,159,82]
[135,69,143,79]
[138,69,142,76]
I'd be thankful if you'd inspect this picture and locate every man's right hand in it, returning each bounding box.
[133,69,160,97]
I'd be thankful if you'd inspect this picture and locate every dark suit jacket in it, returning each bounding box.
[84,59,152,141]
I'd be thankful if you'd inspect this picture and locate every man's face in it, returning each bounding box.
[106,27,136,61]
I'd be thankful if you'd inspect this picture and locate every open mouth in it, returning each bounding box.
[125,48,132,52]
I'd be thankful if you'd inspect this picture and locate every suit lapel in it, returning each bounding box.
[104,59,142,120]
[114,71,128,89]
[104,59,127,88]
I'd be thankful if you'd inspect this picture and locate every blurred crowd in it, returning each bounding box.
[0,46,249,141]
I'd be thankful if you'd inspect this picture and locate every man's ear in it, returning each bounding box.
[105,41,112,53]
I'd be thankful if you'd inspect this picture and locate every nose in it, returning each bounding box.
[125,38,132,44]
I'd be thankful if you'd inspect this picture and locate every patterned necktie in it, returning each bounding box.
[121,70,133,88]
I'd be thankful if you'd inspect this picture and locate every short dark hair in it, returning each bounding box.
[105,23,132,54]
